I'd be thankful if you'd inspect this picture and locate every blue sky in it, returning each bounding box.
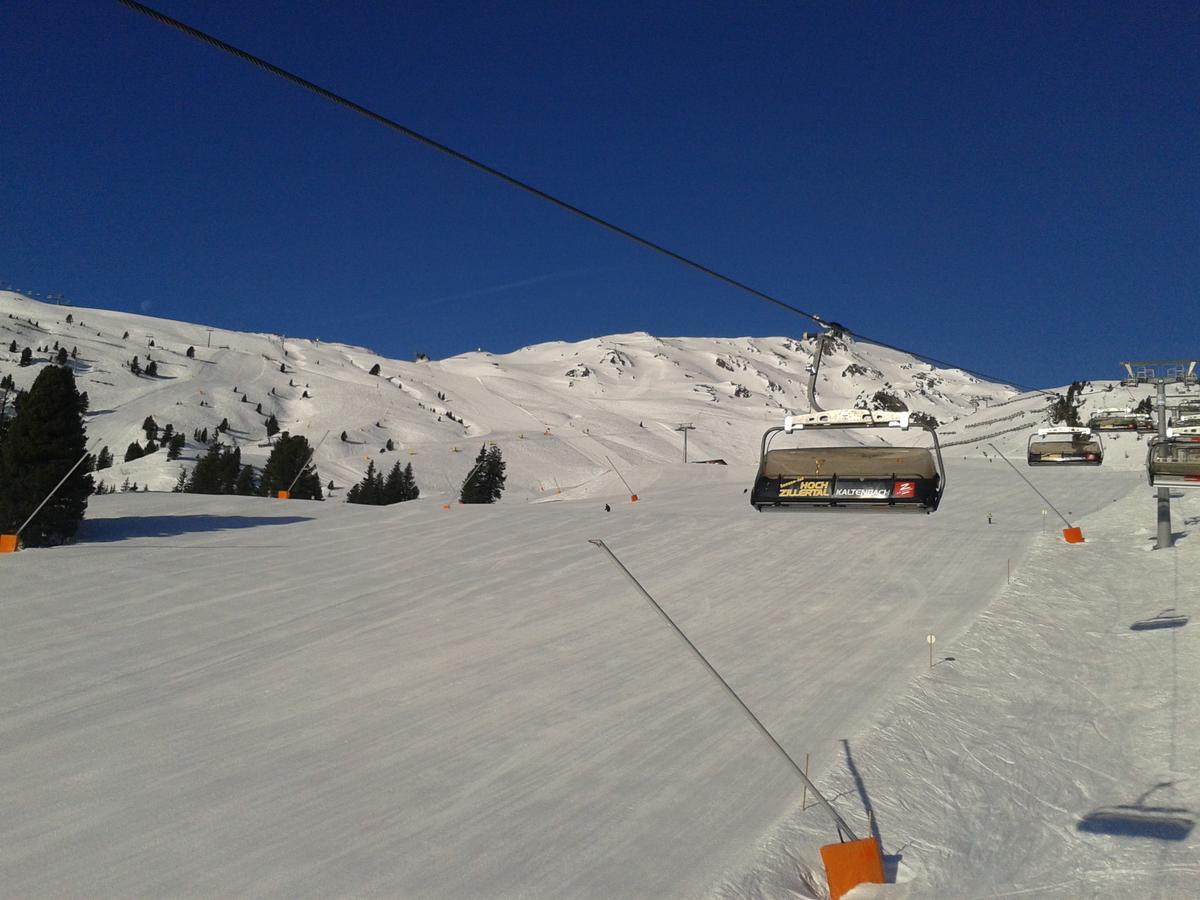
[2,1,1197,387]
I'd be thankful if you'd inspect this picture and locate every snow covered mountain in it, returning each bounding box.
[2,290,1047,499]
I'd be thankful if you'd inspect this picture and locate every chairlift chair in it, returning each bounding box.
[1088,407,1153,432]
[1027,426,1103,466]
[1147,427,1200,489]
[750,409,945,512]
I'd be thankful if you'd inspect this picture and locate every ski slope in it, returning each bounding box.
[0,458,1152,897]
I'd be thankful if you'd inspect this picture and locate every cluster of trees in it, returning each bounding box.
[128,356,158,377]
[1049,380,1087,426]
[0,365,93,546]
[460,445,506,504]
[346,460,420,505]
[175,432,323,500]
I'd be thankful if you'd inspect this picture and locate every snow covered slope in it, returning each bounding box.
[2,291,1027,499]
[0,459,1153,897]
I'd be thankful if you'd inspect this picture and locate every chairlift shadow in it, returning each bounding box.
[1077,783,1194,841]
[1130,609,1189,631]
[78,514,313,543]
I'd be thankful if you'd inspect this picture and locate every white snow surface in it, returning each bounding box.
[2,292,1195,896]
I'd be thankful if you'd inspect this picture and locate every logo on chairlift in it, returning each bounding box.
[834,480,890,499]
[893,481,916,498]
[779,478,831,498]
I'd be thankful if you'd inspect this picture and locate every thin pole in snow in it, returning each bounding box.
[16,449,93,537]
[987,443,1072,528]
[588,538,858,841]
[605,456,636,496]
[286,430,330,495]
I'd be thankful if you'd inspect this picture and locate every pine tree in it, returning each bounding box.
[385,438,395,452]
[401,461,420,501]
[186,346,195,358]
[146,360,158,377]
[481,445,506,502]
[19,347,32,367]
[96,445,113,470]
[56,347,68,365]
[460,445,490,503]
[7,340,16,353]
[347,460,385,505]
[234,464,258,496]
[124,441,144,462]
[382,461,403,504]
[144,437,159,454]
[259,432,323,500]
[218,418,229,433]
[265,414,280,438]
[173,468,188,492]
[0,365,93,546]
[129,356,141,375]
[142,416,159,441]
[166,433,185,460]
[369,363,381,376]
[122,331,129,340]
[71,346,78,359]
[255,402,263,414]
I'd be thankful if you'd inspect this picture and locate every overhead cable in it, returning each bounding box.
[116,0,1052,396]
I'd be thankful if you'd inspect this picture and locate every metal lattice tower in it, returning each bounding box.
[1120,360,1199,550]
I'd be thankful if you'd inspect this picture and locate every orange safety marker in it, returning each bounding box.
[630,494,639,503]
[820,836,885,900]
[1062,526,1085,543]
[0,534,18,553]
[441,503,451,510]
[277,490,290,500]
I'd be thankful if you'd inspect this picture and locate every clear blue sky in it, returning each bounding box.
[2,1,1197,387]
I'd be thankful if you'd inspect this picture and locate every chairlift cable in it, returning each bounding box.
[117,0,1052,396]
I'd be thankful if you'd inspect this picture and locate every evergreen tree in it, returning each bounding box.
[146,360,158,377]
[369,363,381,376]
[65,314,73,324]
[185,444,241,494]
[56,347,68,365]
[129,356,141,375]
[218,418,229,433]
[259,432,323,500]
[122,330,129,340]
[382,461,403,504]
[401,462,420,501]
[341,430,348,442]
[19,347,32,367]
[265,414,280,438]
[1,373,15,390]
[144,437,159,454]
[166,433,185,460]
[385,438,395,452]
[7,340,15,353]
[71,346,78,359]
[173,468,188,492]
[279,362,286,373]
[234,464,259,496]
[0,365,94,546]
[255,402,262,414]
[142,415,159,441]
[186,346,195,358]
[460,445,501,503]
[347,460,385,505]
[96,445,113,470]
[124,441,144,462]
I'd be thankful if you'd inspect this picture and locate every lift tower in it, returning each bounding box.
[1120,360,1199,550]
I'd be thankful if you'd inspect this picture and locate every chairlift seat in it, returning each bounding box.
[1027,429,1103,466]
[751,412,944,512]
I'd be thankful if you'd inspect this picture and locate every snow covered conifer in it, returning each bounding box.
[124,441,144,462]
[19,347,32,366]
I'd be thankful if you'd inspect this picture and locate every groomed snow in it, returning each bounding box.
[0,459,1158,897]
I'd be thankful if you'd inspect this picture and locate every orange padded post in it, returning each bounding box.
[276,490,289,500]
[0,534,18,553]
[820,836,885,900]
[1062,526,1084,543]
[630,494,638,503]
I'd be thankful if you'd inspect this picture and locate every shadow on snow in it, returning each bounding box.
[78,514,312,543]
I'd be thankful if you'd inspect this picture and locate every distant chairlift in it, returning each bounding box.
[1087,407,1154,433]
[1170,400,1200,429]
[751,409,945,513]
[1147,426,1200,489]
[1026,426,1104,466]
